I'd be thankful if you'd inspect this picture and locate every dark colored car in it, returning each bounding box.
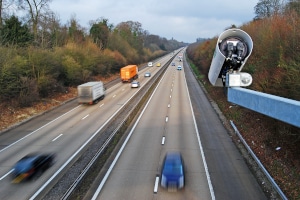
[171,62,176,66]
[160,152,185,191]
[12,153,55,182]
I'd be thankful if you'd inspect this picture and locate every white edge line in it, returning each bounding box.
[30,85,147,200]
[183,65,216,200]
[0,105,82,154]
[91,66,168,200]
[0,169,14,181]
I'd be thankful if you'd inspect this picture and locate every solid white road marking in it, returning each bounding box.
[91,68,170,200]
[0,169,14,181]
[0,105,81,154]
[183,65,216,200]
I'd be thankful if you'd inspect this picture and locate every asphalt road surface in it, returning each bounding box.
[92,53,266,200]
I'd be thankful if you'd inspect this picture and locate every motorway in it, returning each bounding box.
[93,57,213,200]
[0,52,172,199]
[0,50,267,200]
[90,52,267,200]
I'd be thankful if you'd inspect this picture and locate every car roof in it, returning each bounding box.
[14,154,40,171]
[17,153,53,163]
[19,154,40,161]
[162,152,183,175]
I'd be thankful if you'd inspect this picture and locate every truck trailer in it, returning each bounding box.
[120,65,138,82]
[77,81,105,104]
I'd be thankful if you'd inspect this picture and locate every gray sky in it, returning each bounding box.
[50,0,258,43]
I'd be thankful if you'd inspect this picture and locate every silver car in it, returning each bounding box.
[144,72,151,77]
[131,81,140,88]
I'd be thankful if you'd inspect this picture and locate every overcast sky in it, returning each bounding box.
[49,0,258,43]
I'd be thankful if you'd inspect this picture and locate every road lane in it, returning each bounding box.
[95,58,213,200]
[183,56,267,200]
[0,55,173,199]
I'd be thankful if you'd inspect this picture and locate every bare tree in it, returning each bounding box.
[285,0,300,14]
[254,0,286,19]
[0,0,2,27]
[0,0,17,28]
[18,0,52,41]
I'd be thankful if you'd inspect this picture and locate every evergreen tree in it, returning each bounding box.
[0,15,33,46]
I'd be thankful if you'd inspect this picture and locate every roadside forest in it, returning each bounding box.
[0,0,186,108]
[187,0,300,199]
[0,0,299,199]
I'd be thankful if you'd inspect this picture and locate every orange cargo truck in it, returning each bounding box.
[120,65,139,82]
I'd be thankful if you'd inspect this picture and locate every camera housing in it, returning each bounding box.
[208,29,253,87]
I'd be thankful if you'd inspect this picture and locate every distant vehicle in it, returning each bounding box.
[171,62,175,66]
[148,62,153,67]
[131,81,140,88]
[177,66,182,70]
[178,56,183,62]
[144,72,151,77]
[161,152,185,191]
[156,63,161,67]
[12,153,55,183]
[120,65,139,82]
[77,81,105,104]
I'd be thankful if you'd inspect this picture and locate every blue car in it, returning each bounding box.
[12,153,55,183]
[160,152,185,190]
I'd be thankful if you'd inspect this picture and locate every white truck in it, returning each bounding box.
[77,81,105,104]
